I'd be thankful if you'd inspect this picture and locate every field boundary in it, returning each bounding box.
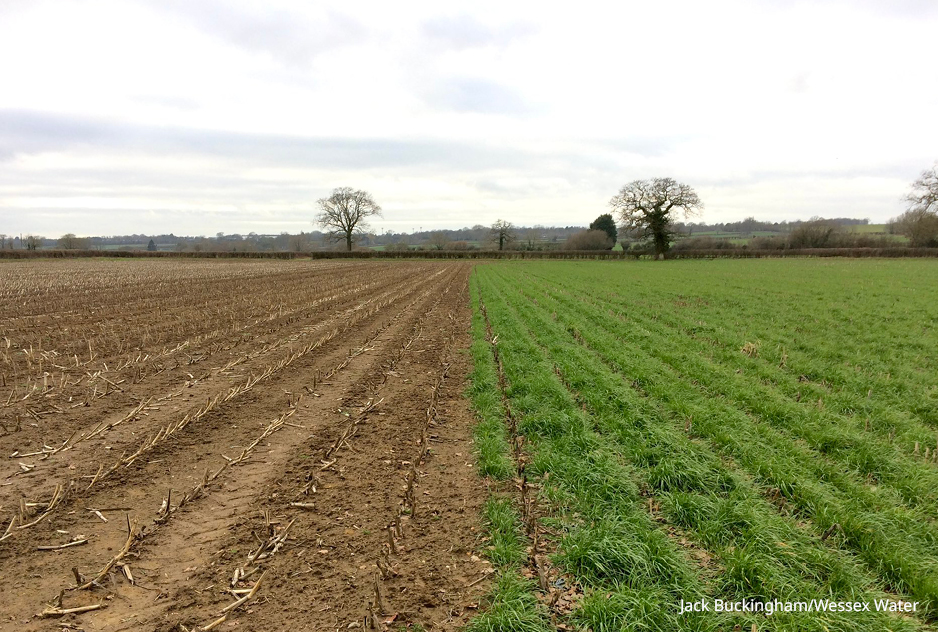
[3,247,938,260]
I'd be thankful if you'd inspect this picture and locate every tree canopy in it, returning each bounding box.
[609,178,702,256]
[588,214,617,247]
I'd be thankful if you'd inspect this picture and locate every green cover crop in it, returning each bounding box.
[469,259,938,632]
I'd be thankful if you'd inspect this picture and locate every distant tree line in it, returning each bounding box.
[674,217,870,236]
[671,218,899,253]
[7,163,936,255]
[4,214,928,255]
[1,226,588,253]
[0,234,44,250]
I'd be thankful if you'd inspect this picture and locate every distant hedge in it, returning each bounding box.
[0,249,299,260]
[2,247,937,261]
[666,247,938,259]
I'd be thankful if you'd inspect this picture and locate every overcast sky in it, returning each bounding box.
[1,0,936,237]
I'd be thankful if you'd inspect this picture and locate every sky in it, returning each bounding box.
[1,0,937,237]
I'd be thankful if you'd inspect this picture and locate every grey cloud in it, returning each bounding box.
[693,162,926,188]
[0,110,689,205]
[422,15,536,50]
[0,110,682,178]
[0,109,555,173]
[471,179,535,198]
[0,206,321,238]
[0,111,120,160]
[0,165,294,200]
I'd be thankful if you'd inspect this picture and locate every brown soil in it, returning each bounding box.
[0,259,490,631]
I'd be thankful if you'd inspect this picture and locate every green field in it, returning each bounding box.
[468,259,938,631]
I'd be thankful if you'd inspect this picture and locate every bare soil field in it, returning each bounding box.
[0,259,490,631]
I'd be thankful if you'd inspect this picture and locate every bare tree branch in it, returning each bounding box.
[906,165,938,214]
[316,187,382,251]
[489,220,515,251]
[428,231,450,250]
[892,164,938,247]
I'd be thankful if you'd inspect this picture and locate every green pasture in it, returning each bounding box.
[468,259,938,631]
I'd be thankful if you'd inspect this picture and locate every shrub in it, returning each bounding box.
[671,236,739,251]
[788,218,841,248]
[749,236,788,250]
[564,230,613,250]
[891,208,938,247]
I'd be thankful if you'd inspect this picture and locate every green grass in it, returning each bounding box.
[465,259,937,631]
[482,497,527,567]
[468,290,514,480]
[466,279,552,632]
[466,573,554,632]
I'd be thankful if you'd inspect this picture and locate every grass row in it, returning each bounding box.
[466,279,551,632]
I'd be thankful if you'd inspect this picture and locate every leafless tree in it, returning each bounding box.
[428,231,450,250]
[24,235,42,250]
[489,220,515,251]
[788,217,841,249]
[609,178,703,257]
[521,229,540,251]
[316,187,382,251]
[57,233,87,249]
[907,165,938,214]
[386,240,411,252]
[892,165,938,247]
[0,234,8,249]
[891,208,938,247]
[288,232,309,252]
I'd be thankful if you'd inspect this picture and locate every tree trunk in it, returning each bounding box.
[649,209,670,258]
[346,232,353,251]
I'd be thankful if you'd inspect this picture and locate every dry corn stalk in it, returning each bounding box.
[76,515,140,590]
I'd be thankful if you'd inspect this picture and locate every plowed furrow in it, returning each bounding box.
[125,264,490,632]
